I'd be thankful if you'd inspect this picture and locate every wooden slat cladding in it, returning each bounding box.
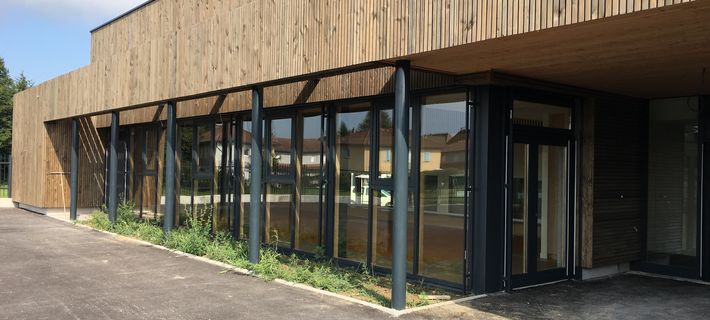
[14,65,452,208]
[591,97,646,267]
[11,92,47,207]
[16,0,692,122]
[92,67,455,128]
[44,119,107,209]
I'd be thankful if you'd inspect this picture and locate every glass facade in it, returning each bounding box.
[240,120,253,239]
[371,190,415,272]
[110,90,473,289]
[334,103,371,263]
[419,93,468,283]
[296,112,325,252]
[266,183,292,246]
[269,118,293,176]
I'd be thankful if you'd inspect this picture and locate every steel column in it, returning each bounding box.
[108,112,119,224]
[70,118,79,220]
[164,102,177,233]
[249,87,264,264]
[391,60,410,310]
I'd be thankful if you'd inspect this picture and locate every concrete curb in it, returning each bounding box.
[47,213,485,317]
[627,271,710,286]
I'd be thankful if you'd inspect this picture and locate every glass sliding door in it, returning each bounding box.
[645,97,700,276]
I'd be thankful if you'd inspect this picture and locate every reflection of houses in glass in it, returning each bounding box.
[421,129,467,217]
[337,128,371,205]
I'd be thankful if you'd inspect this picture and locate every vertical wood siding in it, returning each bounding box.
[91,67,455,128]
[15,0,692,122]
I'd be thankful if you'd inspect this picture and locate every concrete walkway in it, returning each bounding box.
[407,274,710,320]
[0,207,388,320]
[3,206,710,319]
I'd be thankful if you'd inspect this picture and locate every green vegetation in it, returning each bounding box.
[0,184,7,198]
[1,56,33,155]
[81,202,453,308]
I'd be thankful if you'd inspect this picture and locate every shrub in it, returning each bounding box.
[134,222,165,244]
[86,210,111,230]
[205,232,249,268]
[80,202,445,308]
[163,214,211,256]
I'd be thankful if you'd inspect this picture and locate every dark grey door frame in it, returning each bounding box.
[502,88,576,291]
[471,85,507,294]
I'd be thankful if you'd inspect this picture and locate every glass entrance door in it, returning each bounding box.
[512,142,569,286]
[510,98,573,288]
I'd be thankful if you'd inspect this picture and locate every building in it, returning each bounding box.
[11,0,710,310]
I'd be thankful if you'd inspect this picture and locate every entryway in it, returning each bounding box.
[410,273,710,320]
[508,94,575,288]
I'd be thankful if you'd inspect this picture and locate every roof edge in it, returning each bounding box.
[90,0,156,34]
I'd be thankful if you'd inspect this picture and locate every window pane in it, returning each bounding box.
[157,129,167,217]
[537,145,568,272]
[214,122,231,233]
[196,123,214,176]
[512,143,529,275]
[178,124,193,224]
[372,190,415,272]
[647,97,699,268]
[334,104,370,262]
[513,100,571,129]
[375,104,414,178]
[193,178,213,217]
[240,121,253,239]
[267,183,292,247]
[419,93,468,283]
[378,108,393,179]
[145,128,159,172]
[270,118,292,176]
[141,175,158,215]
[297,113,324,252]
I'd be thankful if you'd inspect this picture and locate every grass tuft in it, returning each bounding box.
[80,203,454,308]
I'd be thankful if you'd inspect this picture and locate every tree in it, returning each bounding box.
[356,110,393,132]
[338,122,350,137]
[0,57,34,155]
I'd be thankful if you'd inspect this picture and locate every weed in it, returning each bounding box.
[79,202,452,308]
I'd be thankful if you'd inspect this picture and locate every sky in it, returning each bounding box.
[0,0,146,84]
